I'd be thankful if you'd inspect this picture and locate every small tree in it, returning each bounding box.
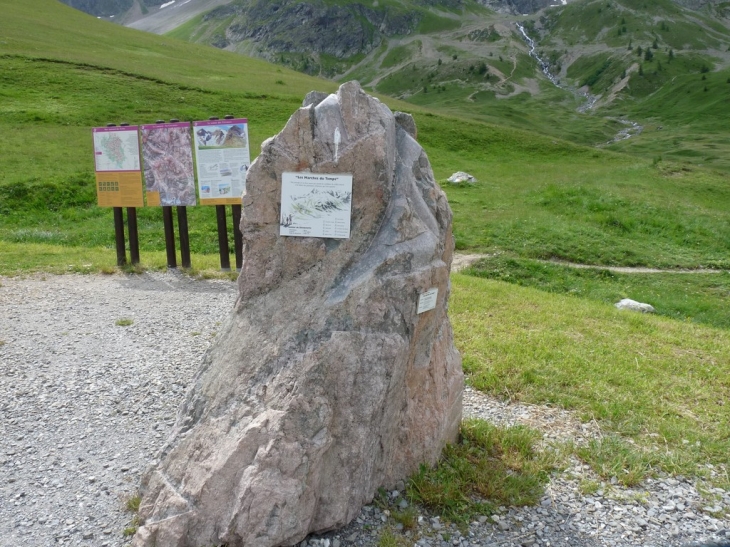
[653,39,659,49]
[639,64,644,76]
[645,48,654,61]
[637,46,643,56]
[668,49,674,62]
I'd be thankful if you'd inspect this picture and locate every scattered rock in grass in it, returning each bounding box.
[615,298,656,313]
[447,171,477,184]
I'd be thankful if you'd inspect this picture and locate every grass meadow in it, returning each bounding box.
[2,0,730,521]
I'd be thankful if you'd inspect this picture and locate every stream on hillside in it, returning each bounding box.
[516,23,642,144]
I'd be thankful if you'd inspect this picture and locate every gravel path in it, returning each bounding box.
[1,273,729,547]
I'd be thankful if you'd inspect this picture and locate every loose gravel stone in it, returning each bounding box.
[1,272,729,547]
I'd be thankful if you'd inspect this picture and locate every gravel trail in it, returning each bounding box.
[1,272,728,547]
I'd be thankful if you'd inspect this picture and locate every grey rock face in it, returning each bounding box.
[303,91,330,108]
[394,112,418,140]
[133,81,463,547]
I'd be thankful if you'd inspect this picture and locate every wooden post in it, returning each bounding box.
[216,205,231,271]
[162,206,177,268]
[127,207,140,265]
[232,204,243,271]
[113,207,127,267]
[177,206,191,269]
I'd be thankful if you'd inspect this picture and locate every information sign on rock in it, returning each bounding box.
[417,288,439,314]
[193,119,251,205]
[279,172,353,239]
[92,126,144,207]
[140,122,196,206]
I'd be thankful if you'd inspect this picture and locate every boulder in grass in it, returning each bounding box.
[615,298,656,313]
[447,171,477,184]
[132,81,463,547]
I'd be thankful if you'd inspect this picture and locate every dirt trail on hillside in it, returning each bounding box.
[452,253,726,274]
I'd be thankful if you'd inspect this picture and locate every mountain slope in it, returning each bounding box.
[4,0,730,277]
[48,0,730,173]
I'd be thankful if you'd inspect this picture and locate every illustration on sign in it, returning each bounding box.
[92,126,144,208]
[140,122,196,206]
[280,172,352,239]
[193,119,251,205]
[93,126,141,172]
[417,288,439,314]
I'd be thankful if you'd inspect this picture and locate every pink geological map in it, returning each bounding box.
[141,124,196,206]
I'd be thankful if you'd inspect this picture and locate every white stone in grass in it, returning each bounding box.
[447,171,476,184]
[615,298,655,313]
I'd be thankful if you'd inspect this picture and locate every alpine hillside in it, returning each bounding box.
[59,0,730,172]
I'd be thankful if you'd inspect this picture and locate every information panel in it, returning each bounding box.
[140,122,196,206]
[92,126,144,207]
[280,172,352,239]
[193,119,251,205]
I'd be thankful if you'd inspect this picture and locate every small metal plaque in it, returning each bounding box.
[417,288,438,314]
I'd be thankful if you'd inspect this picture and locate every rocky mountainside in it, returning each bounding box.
[60,0,565,21]
[199,0,422,59]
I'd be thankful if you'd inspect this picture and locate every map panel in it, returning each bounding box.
[140,122,196,207]
[92,126,141,172]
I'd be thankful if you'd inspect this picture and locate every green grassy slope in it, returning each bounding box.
[532,0,730,170]
[1,0,730,275]
[0,0,330,97]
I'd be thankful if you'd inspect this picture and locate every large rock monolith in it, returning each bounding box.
[133,81,463,547]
